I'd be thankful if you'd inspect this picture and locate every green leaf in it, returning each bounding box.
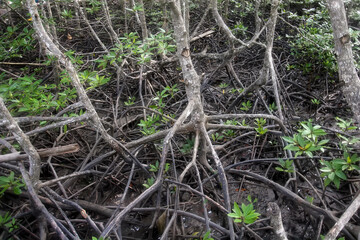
[233,202,242,216]
[335,170,347,180]
[333,177,340,189]
[282,136,295,143]
[275,167,284,172]
[324,178,332,187]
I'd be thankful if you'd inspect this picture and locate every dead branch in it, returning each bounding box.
[0,143,80,163]
[0,97,41,183]
[324,192,360,240]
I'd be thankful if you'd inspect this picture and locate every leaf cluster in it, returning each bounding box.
[228,196,260,224]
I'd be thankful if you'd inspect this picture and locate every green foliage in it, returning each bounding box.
[65,50,84,65]
[91,237,110,240]
[138,84,178,135]
[0,212,18,233]
[320,235,344,240]
[240,100,252,111]
[126,3,144,12]
[98,30,175,68]
[86,0,102,14]
[149,160,170,173]
[219,83,229,94]
[275,159,294,173]
[285,3,337,75]
[228,195,260,224]
[0,172,25,197]
[268,102,278,113]
[0,72,78,115]
[150,84,178,114]
[211,132,224,142]
[223,129,236,138]
[138,115,160,136]
[229,88,244,94]
[124,96,136,106]
[317,116,360,189]
[320,159,347,189]
[311,98,320,105]
[181,138,195,154]
[233,22,248,36]
[239,119,248,126]
[225,119,239,126]
[282,120,328,158]
[143,177,155,189]
[305,195,314,204]
[254,118,268,135]
[0,25,36,61]
[202,231,214,240]
[321,151,360,189]
[61,9,73,19]
[336,117,357,132]
[86,74,110,90]
[1,75,51,114]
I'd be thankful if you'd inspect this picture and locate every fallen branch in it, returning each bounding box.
[0,144,80,163]
[190,30,215,42]
[324,192,360,240]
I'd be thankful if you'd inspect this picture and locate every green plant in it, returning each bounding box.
[149,161,170,173]
[163,84,179,98]
[0,24,36,61]
[335,117,357,131]
[91,236,110,240]
[61,9,73,19]
[223,129,236,138]
[233,22,248,36]
[211,132,224,142]
[275,159,294,173]
[0,172,25,197]
[311,98,320,105]
[219,83,229,94]
[229,88,244,94]
[286,3,337,75]
[305,195,314,204]
[320,159,347,189]
[225,119,239,125]
[320,235,344,240]
[228,195,260,224]
[0,212,18,233]
[124,96,136,106]
[239,119,248,126]
[333,152,360,172]
[202,231,214,240]
[86,74,110,90]
[181,138,195,154]
[86,0,102,14]
[282,120,328,157]
[64,50,84,64]
[254,118,268,135]
[268,102,278,112]
[138,115,160,136]
[151,84,179,113]
[143,177,155,189]
[100,30,175,68]
[240,100,252,111]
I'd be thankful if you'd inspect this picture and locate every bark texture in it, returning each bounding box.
[327,0,360,123]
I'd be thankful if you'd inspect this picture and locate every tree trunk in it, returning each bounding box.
[327,0,360,123]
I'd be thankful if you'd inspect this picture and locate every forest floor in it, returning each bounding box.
[0,2,360,240]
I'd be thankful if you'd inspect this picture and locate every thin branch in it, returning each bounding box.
[0,97,41,183]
